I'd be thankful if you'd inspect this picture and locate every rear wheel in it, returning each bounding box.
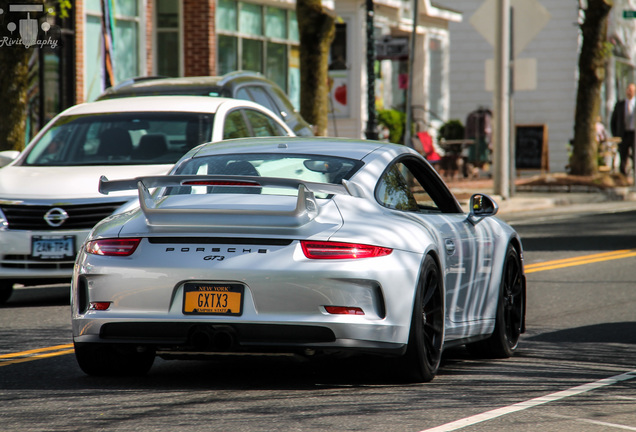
[467,244,524,358]
[0,282,13,304]
[74,343,155,376]
[400,255,444,382]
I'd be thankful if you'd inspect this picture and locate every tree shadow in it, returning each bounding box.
[513,210,636,252]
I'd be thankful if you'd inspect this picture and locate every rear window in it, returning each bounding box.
[171,153,363,197]
[22,112,213,166]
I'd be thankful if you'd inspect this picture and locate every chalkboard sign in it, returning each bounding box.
[515,124,548,170]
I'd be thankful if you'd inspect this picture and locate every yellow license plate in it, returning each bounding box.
[183,283,244,316]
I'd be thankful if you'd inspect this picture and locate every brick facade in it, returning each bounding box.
[145,1,154,76]
[73,0,217,103]
[183,0,217,76]
[74,1,84,104]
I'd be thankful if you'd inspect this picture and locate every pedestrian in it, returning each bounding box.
[610,83,636,176]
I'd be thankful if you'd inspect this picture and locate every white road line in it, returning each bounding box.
[420,370,636,432]
[549,414,636,431]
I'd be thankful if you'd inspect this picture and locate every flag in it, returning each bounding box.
[100,0,115,88]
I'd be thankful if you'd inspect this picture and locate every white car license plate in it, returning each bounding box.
[31,235,75,260]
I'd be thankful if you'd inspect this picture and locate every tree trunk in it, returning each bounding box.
[570,0,612,175]
[0,33,33,151]
[296,0,335,136]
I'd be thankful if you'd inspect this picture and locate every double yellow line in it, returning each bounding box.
[0,344,74,367]
[525,249,636,274]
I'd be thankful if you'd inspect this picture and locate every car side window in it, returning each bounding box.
[377,161,440,212]
[244,109,286,136]
[223,110,250,139]
[240,86,282,119]
[268,85,296,117]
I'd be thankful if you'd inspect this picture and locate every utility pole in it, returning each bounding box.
[365,0,379,140]
[404,0,419,149]
[493,0,510,199]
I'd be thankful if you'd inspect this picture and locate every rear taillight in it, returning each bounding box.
[300,241,392,259]
[85,238,141,256]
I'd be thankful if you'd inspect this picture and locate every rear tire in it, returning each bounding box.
[74,343,155,376]
[400,255,444,382]
[0,282,13,304]
[467,244,524,358]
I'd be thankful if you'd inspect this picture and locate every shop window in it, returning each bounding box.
[288,10,299,42]
[156,0,181,77]
[24,6,75,141]
[239,2,262,36]
[85,1,142,100]
[218,0,238,32]
[114,19,140,83]
[329,23,347,70]
[266,42,287,91]
[218,35,238,76]
[328,22,349,118]
[217,0,299,99]
[265,6,286,39]
[242,39,263,72]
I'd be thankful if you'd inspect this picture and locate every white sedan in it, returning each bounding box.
[71,137,526,382]
[0,96,293,303]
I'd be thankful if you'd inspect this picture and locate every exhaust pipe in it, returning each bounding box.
[189,325,236,351]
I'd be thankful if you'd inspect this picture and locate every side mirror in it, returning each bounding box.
[0,150,20,168]
[468,193,498,225]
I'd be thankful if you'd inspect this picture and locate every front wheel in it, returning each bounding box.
[74,343,155,376]
[400,255,444,382]
[467,244,524,358]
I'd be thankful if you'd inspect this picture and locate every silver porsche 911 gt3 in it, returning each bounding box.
[71,137,526,382]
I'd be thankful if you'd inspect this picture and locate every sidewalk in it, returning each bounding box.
[445,174,636,216]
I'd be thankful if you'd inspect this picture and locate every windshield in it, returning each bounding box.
[22,112,213,166]
[170,153,363,197]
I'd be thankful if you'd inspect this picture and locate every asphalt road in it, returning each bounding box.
[1,204,635,432]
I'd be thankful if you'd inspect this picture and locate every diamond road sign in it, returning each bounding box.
[470,0,551,57]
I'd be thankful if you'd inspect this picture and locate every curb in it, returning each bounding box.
[454,186,636,215]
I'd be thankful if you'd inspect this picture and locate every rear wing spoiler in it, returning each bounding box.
[98,175,361,227]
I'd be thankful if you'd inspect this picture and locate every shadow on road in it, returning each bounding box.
[516,210,636,252]
[4,322,636,392]
[526,322,636,344]
[1,284,70,308]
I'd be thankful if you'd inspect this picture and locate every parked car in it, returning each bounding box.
[71,136,526,382]
[0,96,294,303]
[97,71,314,137]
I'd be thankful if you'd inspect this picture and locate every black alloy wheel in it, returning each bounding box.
[401,255,444,382]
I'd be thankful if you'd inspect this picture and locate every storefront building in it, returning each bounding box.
[327,0,460,138]
[27,0,460,141]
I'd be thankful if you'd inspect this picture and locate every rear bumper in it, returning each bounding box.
[73,321,407,356]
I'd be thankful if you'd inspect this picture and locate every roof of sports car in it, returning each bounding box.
[189,137,400,160]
